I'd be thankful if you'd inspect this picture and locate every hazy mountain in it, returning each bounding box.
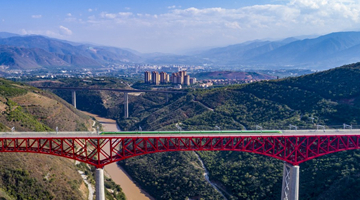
[144,54,210,65]
[93,45,144,63]
[0,35,143,63]
[198,38,298,65]
[0,35,142,69]
[0,45,100,69]
[196,31,360,69]
[145,32,360,68]
[0,45,69,69]
[249,32,360,68]
[0,32,19,38]
[2,31,360,70]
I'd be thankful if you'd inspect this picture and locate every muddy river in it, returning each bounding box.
[83,111,153,200]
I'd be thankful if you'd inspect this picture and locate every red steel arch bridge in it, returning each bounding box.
[1,129,360,200]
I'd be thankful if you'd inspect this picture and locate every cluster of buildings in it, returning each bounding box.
[202,79,259,84]
[196,79,262,88]
[144,71,197,86]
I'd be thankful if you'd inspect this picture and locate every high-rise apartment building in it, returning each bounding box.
[171,73,178,84]
[152,71,160,85]
[177,75,183,84]
[160,72,168,84]
[144,71,152,83]
[179,71,187,77]
[184,75,190,86]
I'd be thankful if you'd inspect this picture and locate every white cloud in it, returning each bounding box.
[88,8,93,12]
[20,29,27,35]
[31,15,42,19]
[21,29,58,37]
[289,0,360,22]
[67,13,72,17]
[225,22,241,29]
[119,12,132,17]
[100,12,117,19]
[59,25,72,36]
[70,0,360,52]
[100,12,132,19]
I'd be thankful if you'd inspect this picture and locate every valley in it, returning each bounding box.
[3,1,360,199]
[21,62,360,199]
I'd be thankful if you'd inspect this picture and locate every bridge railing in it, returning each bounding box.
[0,124,359,136]
[0,131,97,136]
[254,124,359,131]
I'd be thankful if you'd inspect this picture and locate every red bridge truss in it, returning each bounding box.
[0,134,359,168]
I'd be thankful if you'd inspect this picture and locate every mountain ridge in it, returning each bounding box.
[0,35,142,69]
[1,31,360,69]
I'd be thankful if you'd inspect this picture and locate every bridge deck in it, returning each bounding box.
[0,129,359,138]
[1,130,360,167]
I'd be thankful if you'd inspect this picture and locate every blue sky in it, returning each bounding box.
[1,0,360,53]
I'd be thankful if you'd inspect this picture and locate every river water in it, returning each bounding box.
[82,111,153,200]
[84,111,227,200]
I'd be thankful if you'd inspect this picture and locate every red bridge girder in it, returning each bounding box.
[0,135,359,168]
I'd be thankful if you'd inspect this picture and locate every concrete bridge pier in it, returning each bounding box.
[72,90,76,108]
[124,92,129,118]
[95,168,105,200]
[281,162,299,200]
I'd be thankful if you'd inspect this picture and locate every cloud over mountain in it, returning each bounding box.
[59,26,72,36]
[74,0,360,53]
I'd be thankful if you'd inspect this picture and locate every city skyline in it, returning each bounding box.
[1,0,360,53]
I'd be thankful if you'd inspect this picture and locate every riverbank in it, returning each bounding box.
[82,111,153,200]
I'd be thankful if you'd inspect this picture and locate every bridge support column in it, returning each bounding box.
[72,90,76,108]
[281,162,299,200]
[95,168,105,200]
[124,92,129,118]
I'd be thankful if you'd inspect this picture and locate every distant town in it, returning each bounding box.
[1,63,315,90]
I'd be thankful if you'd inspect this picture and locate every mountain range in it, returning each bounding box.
[0,35,143,69]
[1,31,360,70]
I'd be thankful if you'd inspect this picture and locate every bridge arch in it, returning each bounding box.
[0,134,359,168]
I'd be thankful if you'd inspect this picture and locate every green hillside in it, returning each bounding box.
[118,62,360,200]
[30,63,360,199]
[114,63,360,132]
[0,78,125,200]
